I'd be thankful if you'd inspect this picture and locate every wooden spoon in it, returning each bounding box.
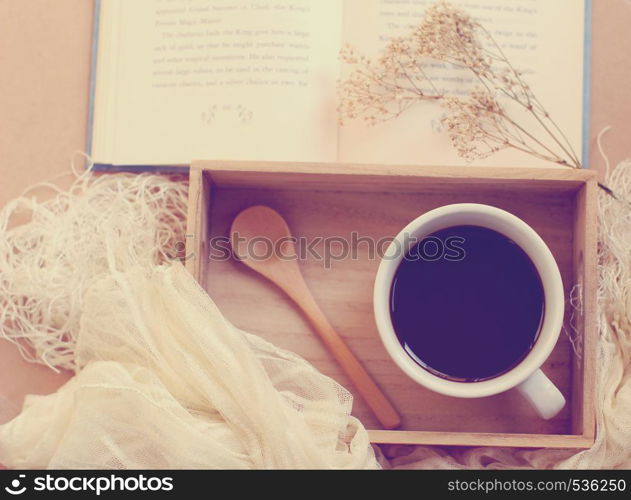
[230,205,401,430]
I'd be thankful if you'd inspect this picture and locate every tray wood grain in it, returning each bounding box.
[186,161,597,449]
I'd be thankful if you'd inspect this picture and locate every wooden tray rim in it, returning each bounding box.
[186,160,598,449]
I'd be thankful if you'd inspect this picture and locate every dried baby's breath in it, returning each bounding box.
[338,41,442,126]
[338,1,581,169]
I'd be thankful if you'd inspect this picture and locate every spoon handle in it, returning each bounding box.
[283,276,401,430]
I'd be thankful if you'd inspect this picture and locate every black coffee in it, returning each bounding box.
[390,225,544,382]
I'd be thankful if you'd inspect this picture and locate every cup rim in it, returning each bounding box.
[373,203,565,398]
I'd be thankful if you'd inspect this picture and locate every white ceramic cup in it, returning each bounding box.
[373,203,566,419]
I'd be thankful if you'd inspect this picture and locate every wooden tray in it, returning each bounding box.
[185,161,597,449]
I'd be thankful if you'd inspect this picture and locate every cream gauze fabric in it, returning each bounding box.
[0,169,373,469]
[0,263,376,469]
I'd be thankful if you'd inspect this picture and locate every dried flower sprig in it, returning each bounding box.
[338,1,582,169]
[338,41,443,126]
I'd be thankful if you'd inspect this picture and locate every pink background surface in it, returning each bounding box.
[0,0,629,431]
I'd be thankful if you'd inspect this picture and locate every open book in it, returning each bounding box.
[89,0,589,170]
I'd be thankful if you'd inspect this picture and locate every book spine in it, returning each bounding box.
[86,0,102,158]
[582,0,592,169]
[91,163,190,174]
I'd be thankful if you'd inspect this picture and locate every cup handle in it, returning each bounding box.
[516,369,565,420]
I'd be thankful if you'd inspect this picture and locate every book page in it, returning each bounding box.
[338,0,585,167]
[93,0,342,165]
